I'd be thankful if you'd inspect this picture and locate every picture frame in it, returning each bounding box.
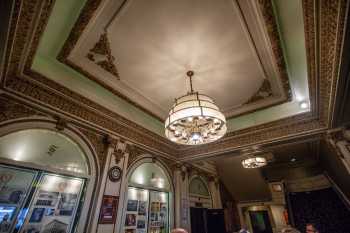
[125,214,136,227]
[98,195,119,224]
[127,200,138,212]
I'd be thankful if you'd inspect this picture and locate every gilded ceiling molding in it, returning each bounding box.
[245,79,273,104]
[318,0,348,127]
[0,94,47,123]
[86,33,120,79]
[57,0,292,120]
[57,0,103,61]
[0,0,346,160]
[257,0,292,101]
[302,0,317,113]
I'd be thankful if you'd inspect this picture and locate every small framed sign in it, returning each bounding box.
[99,195,119,224]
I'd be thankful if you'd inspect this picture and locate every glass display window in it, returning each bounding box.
[124,187,149,233]
[0,127,95,233]
[148,191,168,233]
[0,165,38,233]
[19,174,84,233]
[123,162,171,233]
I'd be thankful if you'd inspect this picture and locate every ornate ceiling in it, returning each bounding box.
[0,0,348,161]
[63,0,291,120]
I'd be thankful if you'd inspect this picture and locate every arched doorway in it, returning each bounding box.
[120,158,173,233]
[189,176,212,208]
[0,122,98,233]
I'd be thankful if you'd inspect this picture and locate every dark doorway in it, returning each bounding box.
[249,210,273,233]
[190,207,226,233]
[207,209,226,233]
[190,207,207,233]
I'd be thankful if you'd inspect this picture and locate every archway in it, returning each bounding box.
[0,120,99,233]
[119,157,174,233]
[189,175,212,208]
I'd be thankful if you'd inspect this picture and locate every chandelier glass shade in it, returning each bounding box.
[241,156,267,169]
[165,71,226,145]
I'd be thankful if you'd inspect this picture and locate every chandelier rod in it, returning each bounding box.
[187,70,194,93]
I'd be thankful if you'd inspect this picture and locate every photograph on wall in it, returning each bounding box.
[0,207,14,232]
[35,191,59,206]
[126,200,138,212]
[19,174,84,233]
[150,213,158,222]
[23,224,42,233]
[29,208,45,223]
[44,208,55,216]
[57,193,78,216]
[125,214,136,227]
[160,203,167,213]
[0,165,37,206]
[138,201,147,215]
[150,202,160,212]
[40,219,68,233]
[98,195,118,224]
[137,219,146,229]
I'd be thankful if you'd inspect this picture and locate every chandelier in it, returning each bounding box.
[242,156,267,169]
[165,71,226,145]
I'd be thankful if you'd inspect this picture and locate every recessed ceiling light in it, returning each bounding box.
[291,157,296,162]
[299,101,309,109]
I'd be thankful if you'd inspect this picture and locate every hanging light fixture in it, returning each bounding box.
[242,156,267,169]
[165,71,226,145]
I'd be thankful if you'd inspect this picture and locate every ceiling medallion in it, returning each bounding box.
[242,156,267,169]
[165,71,226,145]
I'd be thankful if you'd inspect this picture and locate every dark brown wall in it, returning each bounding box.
[320,141,350,200]
[0,0,13,66]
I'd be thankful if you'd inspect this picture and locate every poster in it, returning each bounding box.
[125,213,137,227]
[138,201,147,215]
[19,174,84,233]
[127,200,138,212]
[98,195,118,224]
[124,188,149,232]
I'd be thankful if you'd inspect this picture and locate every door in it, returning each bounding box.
[207,209,225,233]
[190,207,207,233]
[249,211,273,233]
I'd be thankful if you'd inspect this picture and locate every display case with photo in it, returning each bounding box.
[19,173,84,233]
[127,200,138,212]
[148,191,168,233]
[123,187,168,233]
[0,165,38,233]
[124,188,149,232]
